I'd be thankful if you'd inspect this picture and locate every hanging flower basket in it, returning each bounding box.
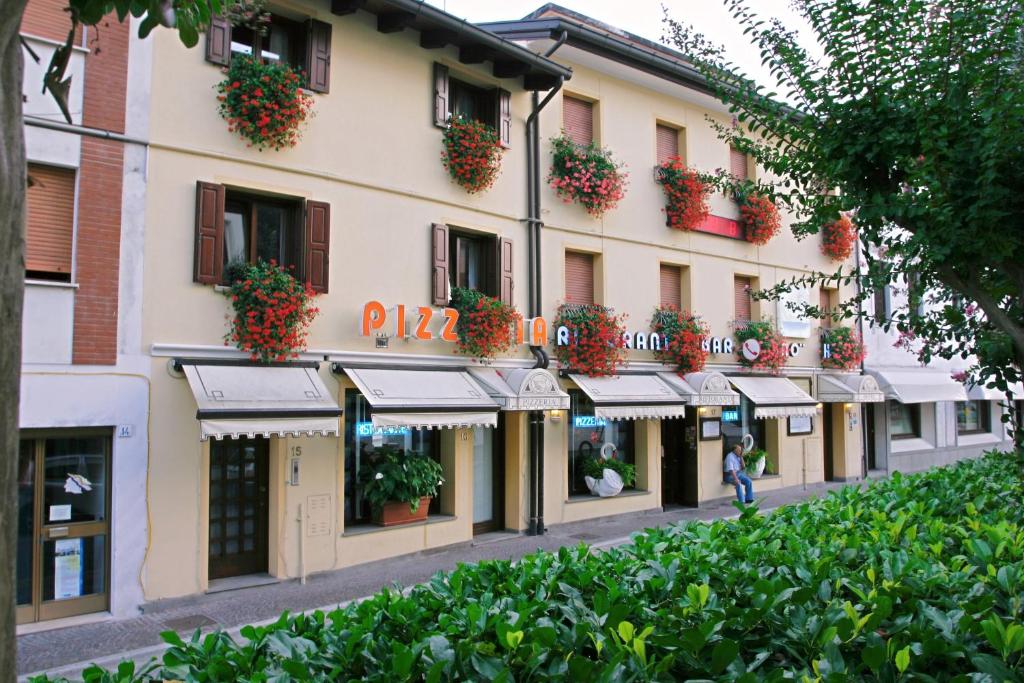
[441,117,505,194]
[821,215,856,261]
[224,260,319,363]
[548,135,628,218]
[216,55,314,151]
[651,305,710,374]
[736,190,781,245]
[553,303,628,377]
[449,287,521,361]
[821,326,867,370]
[656,157,711,231]
[735,320,788,374]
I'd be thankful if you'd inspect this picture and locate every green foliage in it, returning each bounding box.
[33,452,1024,681]
[357,446,444,514]
[582,456,636,488]
[745,448,769,476]
[448,286,520,360]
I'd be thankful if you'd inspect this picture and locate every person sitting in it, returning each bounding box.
[724,443,754,504]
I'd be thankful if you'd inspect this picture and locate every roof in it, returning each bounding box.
[332,0,572,90]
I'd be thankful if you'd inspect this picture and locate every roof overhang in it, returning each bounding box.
[817,374,885,403]
[865,369,968,404]
[728,375,817,419]
[468,367,570,411]
[569,373,687,420]
[657,372,740,406]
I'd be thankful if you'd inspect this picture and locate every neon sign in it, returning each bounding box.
[355,422,410,438]
[573,415,607,428]
[721,409,740,422]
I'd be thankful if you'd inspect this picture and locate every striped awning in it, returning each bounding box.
[728,376,818,419]
[817,374,885,403]
[569,373,687,420]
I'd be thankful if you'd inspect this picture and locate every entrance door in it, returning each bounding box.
[18,432,112,624]
[823,403,835,481]
[865,404,877,470]
[472,418,505,535]
[209,437,269,580]
[661,412,698,507]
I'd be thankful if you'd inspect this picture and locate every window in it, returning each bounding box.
[450,78,495,127]
[562,95,594,146]
[734,276,752,323]
[660,264,682,309]
[343,390,442,525]
[568,390,635,496]
[957,400,990,435]
[721,395,765,458]
[193,182,330,292]
[205,14,331,93]
[730,147,749,181]
[889,401,920,438]
[430,224,512,305]
[450,231,493,294]
[25,164,75,282]
[565,251,595,305]
[873,286,890,323]
[819,288,835,328]
[656,123,681,165]
[432,64,511,146]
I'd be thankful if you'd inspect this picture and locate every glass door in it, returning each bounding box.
[472,419,504,535]
[18,432,111,624]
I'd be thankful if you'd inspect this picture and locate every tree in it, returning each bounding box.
[664,0,1024,453]
[0,1,216,676]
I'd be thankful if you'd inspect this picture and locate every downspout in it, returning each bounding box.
[526,30,567,537]
[855,239,869,479]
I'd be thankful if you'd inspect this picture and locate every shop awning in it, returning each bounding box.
[865,369,968,404]
[817,374,885,403]
[966,381,1024,401]
[181,361,341,441]
[728,376,818,419]
[569,373,687,420]
[342,367,498,429]
[657,372,741,406]
[468,368,570,411]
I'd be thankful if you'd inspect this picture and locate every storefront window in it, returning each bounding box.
[568,390,635,496]
[721,395,764,457]
[889,401,920,438]
[343,389,441,525]
[956,400,990,435]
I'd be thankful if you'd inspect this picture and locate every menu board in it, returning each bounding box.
[54,538,83,600]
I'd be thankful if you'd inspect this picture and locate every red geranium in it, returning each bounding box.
[821,215,857,261]
[449,287,520,360]
[553,304,628,377]
[216,56,314,151]
[651,305,709,374]
[224,260,319,362]
[739,194,782,245]
[735,320,788,374]
[548,135,628,218]
[442,117,505,194]
[821,326,867,370]
[657,157,711,231]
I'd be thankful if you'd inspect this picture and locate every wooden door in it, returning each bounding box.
[209,437,269,580]
[661,414,698,507]
[823,403,835,481]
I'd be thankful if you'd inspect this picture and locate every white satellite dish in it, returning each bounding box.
[742,434,754,454]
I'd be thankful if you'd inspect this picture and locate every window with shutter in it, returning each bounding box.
[659,264,682,309]
[565,251,595,305]
[26,164,76,282]
[730,147,749,180]
[563,95,594,146]
[305,19,332,93]
[734,276,752,323]
[656,124,679,165]
[498,237,513,305]
[431,223,449,305]
[819,289,833,328]
[304,200,330,293]
[442,228,509,301]
[433,63,450,128]
[209,12,330,86]
[205,15,231,66]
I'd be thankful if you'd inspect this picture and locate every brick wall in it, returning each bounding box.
[71,13,129,364]
[21,0,82,45]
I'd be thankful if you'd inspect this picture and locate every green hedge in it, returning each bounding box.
[39,452,1024,682]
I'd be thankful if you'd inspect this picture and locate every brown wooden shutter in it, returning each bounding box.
[194,181,225,284]
[498,237,513,305]
[819,289,832,328]
[734,276,752,322]
[25,164,75,277]
[431,223,449,305]
[305,19,332,93]
[656,124,679,165]
[205,15,232,66]
[562,95,593,146]
[565,251,594,305]
[304,200,330,293]
[730,147,748,180]
[659,264,681,309]
[433,62,449,128]
[494,88,511,148]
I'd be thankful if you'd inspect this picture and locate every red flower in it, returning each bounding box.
[651,305,709,373]
[442,118,505,194]
[821,215,856,261]
[547,135,628,218]
[215,56,315,151]
[739,194,781,245]
[553,304,628,377]
[657,158,711,231]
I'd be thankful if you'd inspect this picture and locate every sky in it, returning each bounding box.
[423,0,816,90]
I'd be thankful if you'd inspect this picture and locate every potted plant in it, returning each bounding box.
[449,287,521,361]
[582,449,636,497]
[821,214,856,261]
[656,157,711,231]
[734,181,781,245]
[215,55,314,151]
[553,303,628,377]
[651,305,710,374]
[224,260,319,363]
[745,448,769,479]
[548,134,628,217]
[821,326,867,370]
[441,117,505,194]
[734,319,788,374]
[357,447,445,527]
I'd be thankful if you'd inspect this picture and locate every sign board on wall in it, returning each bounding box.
[54,538,83,600]
[778,288,811,338]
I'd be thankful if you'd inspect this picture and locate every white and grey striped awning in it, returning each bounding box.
[569,373,687,421]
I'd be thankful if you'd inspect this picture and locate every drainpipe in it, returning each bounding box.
[526,31,567,537]
[855,240,870,479]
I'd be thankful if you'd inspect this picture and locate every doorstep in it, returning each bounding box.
[16,611,114,636]
[207,573,280,595]
[341,514,457,537]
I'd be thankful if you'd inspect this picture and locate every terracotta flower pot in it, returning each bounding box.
[373,497,432,527]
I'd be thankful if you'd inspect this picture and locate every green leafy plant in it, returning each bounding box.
[651,305,709,374]
[821,325,867,371]
[745,448,768,475]
[357,446,444,514]
[215,55,314,151]
[582,456,636,488]
[224,0,270,34]
[449,286,520,360]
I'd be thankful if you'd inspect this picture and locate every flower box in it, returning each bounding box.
[373,497,432,527]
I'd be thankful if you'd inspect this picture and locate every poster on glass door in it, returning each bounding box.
[54,538,84,599]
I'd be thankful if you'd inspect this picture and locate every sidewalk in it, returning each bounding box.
[19,480,850,679]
